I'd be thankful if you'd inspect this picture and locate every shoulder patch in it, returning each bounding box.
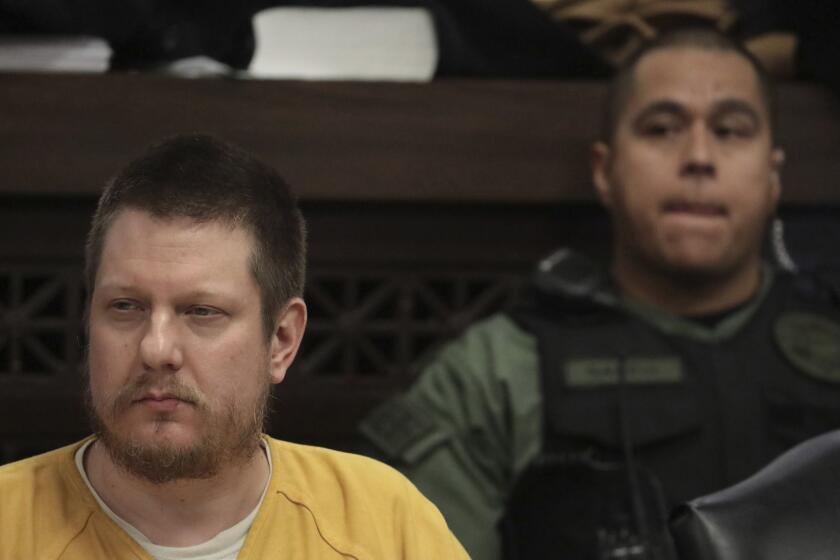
[359,398,447,464]
[774,312,840,383]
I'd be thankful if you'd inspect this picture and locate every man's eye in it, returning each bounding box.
[641,120,681,137]
[111,300,140,312]
[187,306,221,318]
[712,111,758,139]
[714,126,736,139]
[714,122,754,140]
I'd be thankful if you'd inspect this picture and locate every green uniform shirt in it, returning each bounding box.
[361,264,840,559]
[362,314,539,559]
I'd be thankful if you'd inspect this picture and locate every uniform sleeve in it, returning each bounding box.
[359,315,541,560]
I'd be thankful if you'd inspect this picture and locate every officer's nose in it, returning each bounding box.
[681,122,716,179]
[139,312,183,373]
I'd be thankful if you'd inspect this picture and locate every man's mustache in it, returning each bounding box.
[110,377,205,416]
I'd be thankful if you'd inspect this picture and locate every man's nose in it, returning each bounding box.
[139,312,183,372]
[681,123,716,178]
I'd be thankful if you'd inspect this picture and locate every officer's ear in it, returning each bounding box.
[591,141,613,208]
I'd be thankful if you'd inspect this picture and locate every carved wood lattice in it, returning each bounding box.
[299,270,522,378]
[0,266,84,379]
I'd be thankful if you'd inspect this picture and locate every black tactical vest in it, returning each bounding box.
[502,250,840,560]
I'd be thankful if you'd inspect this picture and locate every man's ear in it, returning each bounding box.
[591,142,614,207]
[268,298,307,385]
[770,147,785,203]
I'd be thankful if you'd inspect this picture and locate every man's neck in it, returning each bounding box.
[611,257,763,317]
[84,439,270,547]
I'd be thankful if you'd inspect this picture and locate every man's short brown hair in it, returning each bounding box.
[85,134,306,339]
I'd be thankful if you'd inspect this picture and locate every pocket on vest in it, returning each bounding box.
[547,383,703,450]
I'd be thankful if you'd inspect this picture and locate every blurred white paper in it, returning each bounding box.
[250,7,438,81]
[0,35,110,73]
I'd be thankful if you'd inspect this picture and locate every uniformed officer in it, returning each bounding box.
[360,27,840,560]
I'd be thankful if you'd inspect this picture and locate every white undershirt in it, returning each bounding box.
[75,440,271,560]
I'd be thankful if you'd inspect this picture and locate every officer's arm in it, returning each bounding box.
[359,315,540,560]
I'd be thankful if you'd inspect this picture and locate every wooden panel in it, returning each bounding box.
[2,73,839,204]
[776,85,840,201]
[0,74,599,202]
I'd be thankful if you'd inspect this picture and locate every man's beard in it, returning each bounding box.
[84,367,270,484]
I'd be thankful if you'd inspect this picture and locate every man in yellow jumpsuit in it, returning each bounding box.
[0,134,468,560]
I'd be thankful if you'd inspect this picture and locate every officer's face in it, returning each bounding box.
[592,47,783,280]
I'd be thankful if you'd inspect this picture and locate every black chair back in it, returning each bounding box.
[670,430,840,560]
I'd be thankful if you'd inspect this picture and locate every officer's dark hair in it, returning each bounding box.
[85,133,307,340]
[602,27,777,143]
